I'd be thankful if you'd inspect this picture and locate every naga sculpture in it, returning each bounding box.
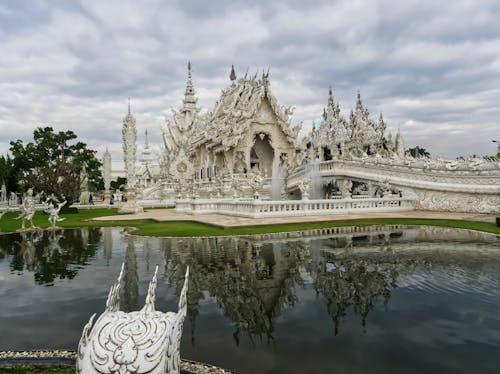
[77,265,190,374]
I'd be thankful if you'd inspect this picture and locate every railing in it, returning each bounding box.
[175,196,415,218]
[286,158,500,194]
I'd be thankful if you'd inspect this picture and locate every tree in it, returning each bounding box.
[110,177,127,192]
[406,146,430,158]
[9,127,102,204]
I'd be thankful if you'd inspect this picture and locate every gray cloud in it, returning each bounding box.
[0,0,499,161]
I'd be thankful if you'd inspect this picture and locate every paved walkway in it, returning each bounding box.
[91,209,497,229]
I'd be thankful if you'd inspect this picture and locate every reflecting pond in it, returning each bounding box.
[0,226,500,373]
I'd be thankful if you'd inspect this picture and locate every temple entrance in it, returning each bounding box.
[250,134,274,176]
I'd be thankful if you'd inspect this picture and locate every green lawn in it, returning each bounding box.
[0,208,498,237]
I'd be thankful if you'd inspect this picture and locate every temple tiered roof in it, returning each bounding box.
[192,70,301,152]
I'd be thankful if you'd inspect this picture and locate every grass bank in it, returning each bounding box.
[0,208,498,236]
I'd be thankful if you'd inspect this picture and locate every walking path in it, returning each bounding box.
[91,209,496,229]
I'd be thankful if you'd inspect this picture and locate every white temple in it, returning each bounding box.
[111,63,500,215]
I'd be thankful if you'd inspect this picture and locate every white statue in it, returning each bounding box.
[378,179,392,197]
[298,177,311,199]
[77,265,190,374]
[0,183,6,203]
[45,200,67,229]
[9,192,17,206]
[17,188,38,231]
[248,170,264,198]
[79,167,90,205]
[338,179,352,198]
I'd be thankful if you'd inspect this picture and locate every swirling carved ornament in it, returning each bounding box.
[77,265,190,374]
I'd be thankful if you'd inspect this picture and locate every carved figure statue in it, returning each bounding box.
[233,151,246,174]
[338,179,352,198]
[248,170,264,197]
[378,179,392,197]
[17,188,38,231]
[9,192,17,206]
[77,265,190,374]
[45,200,67,229]
[0,183,6,203]
[298,178,311,199]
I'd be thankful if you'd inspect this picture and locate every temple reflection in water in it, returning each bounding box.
[1,225,498,342]
[155,225,498,340]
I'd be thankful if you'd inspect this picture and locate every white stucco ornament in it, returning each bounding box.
[77,265,190,374]
[298,177,311,199]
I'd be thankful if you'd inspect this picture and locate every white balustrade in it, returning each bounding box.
[175,196,414,218]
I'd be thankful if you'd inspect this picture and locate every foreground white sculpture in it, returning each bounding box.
[77,265,190,374]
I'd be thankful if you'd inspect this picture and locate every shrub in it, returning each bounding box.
[60,206,79,214]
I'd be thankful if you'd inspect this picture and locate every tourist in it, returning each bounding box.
[110,194,114,205]
[89,193,94,205]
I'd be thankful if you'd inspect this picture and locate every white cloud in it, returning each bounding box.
[0,0,499,161]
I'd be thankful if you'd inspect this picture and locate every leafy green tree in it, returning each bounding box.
[493,140,500,158]
[9,126,102,203]
[110,177,127,192]
[406,146,430,158]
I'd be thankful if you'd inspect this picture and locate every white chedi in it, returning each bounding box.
[120,101,143,213]
[77,265,190,374]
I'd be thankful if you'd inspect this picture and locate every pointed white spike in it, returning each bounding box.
[77,313,95,356]
[105,263,124,312]
[142,265,159,314]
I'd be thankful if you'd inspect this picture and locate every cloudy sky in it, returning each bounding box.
[1,0,499,163]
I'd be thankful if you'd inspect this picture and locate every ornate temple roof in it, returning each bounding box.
[192,69,301,152]
[313,87,388,156]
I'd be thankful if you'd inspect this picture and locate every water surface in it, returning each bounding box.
[0,226,499,373]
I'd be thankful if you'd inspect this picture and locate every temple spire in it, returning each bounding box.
[229,64,236,82]
[141,129,152,166]
[356,90,363,111]
[127,97,131,116]
[328,86,334,107]
[183,61,197,112]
